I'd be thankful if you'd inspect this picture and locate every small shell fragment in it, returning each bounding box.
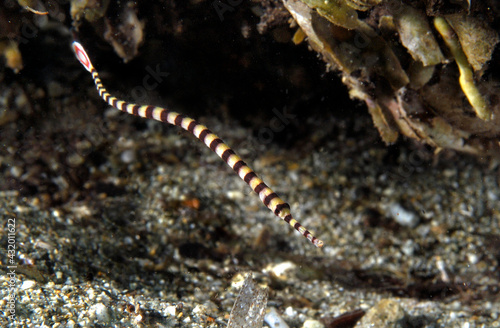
[227,273,268,328]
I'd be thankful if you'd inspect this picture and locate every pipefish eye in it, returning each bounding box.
[72,41,323,248]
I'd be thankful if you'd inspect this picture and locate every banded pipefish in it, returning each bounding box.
[72,41,323,248]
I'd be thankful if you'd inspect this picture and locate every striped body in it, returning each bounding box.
[72,41,323,248]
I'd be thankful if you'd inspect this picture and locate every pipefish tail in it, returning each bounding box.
[72,41,323,248]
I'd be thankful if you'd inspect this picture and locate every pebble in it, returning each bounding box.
[401,239,416,256]
[302,319,325,328]
[386,203,420,228]
[10,166,23,178]
[266,261,297,281]
[20,280,36,290]
[165,305,177,316]
[265,307,290,328]
[121,149,136,163]
[88,303,112,324]
[356,299,406,328]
